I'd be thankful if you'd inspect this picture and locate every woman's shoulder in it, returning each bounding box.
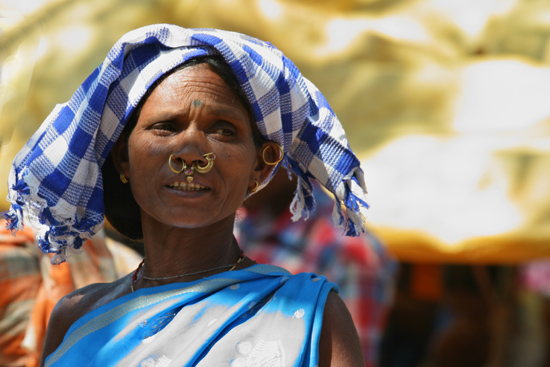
[55,275,129,320]
[319,290,366,367]
[40,275,131,365]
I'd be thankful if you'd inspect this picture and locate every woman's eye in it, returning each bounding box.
[150,123,176,133]
[213,128,235,136]
[211,121,236,137]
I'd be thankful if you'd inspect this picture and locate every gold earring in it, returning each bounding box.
[194,153,216,174]
[262,144,284,166]
[120,173,129,184]
[248,179,259,194]
[169,154,188,174]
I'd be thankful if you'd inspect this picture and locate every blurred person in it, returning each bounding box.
[381,264,515,367]
[431,265,499,367]
[379,263,442,367]
[236,169,397,367]
[519,260,550,366]
[0,220,40,367]
[0,220,118,367]
[407,265,515,367]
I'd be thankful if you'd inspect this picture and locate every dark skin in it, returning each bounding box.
[40,63,365,366]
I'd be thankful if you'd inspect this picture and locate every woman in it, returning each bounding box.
[5,24,370,366]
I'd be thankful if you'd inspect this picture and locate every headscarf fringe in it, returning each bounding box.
[5,168,96,263]
[289,175,315,223]
[290,166,369,237]
[331,168,369,237]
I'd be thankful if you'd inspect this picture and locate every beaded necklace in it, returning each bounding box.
[131,250,245,292]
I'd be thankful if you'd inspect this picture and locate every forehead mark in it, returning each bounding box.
[191,99,203,108]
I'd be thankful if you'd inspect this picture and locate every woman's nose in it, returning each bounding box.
[169,124,210,165]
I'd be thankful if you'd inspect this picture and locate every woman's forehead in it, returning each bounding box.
[153,64,238,102]
[138,64,251,122]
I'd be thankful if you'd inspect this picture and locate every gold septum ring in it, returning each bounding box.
[169,153,216,182]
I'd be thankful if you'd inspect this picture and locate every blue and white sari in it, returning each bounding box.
[45,264,336,367]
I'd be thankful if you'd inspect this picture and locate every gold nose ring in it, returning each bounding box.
[169,153,216,183]
[194,153,216,174]
[169,154,188,174]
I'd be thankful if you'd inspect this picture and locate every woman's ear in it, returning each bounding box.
[249,142,283,188]
[111,132,130,178]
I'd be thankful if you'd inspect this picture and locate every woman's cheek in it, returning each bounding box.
[128,142,169,170]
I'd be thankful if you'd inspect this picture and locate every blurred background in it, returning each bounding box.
[1,0,549,366]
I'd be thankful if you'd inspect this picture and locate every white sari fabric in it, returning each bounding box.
[45,265,336,367]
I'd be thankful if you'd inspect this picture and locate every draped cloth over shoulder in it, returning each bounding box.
[4,24,369,263]
[44,265,337,367]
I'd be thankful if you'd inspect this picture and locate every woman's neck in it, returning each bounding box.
[137,214,243,285]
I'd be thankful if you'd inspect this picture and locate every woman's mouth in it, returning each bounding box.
[167,181,208,191]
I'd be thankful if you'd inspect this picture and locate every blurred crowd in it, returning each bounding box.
[0,220,143,366]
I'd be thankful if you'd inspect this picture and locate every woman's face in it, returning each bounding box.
[118,63,264,230]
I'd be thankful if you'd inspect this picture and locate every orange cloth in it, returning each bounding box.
[410,263,443,302]
[0,223,40,367]
[0,220,117,367]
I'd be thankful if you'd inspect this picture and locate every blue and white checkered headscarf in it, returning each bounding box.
[4,24,369,263]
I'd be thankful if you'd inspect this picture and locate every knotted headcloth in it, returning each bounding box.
[5,24,369,263]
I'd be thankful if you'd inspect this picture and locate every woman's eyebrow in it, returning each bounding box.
[203,104,248,120]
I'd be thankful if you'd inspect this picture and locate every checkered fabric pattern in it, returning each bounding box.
[5,24,369,263]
